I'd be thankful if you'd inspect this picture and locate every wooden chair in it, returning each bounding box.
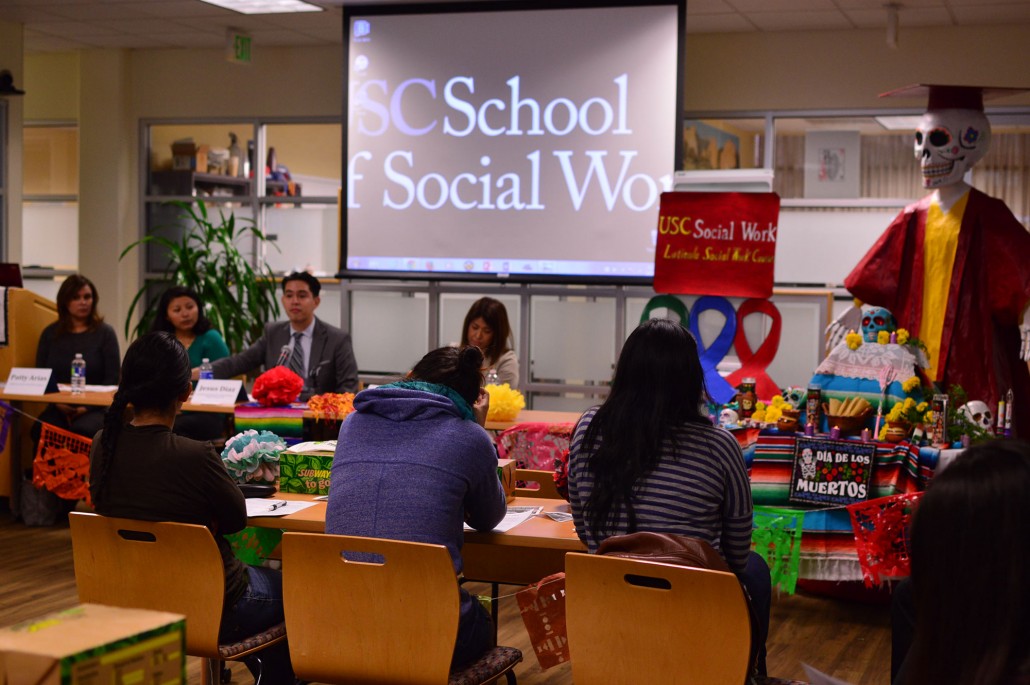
[68,512,286,685]
[565,552,752,685]
[282,532,522,684]
[512,469,562,499]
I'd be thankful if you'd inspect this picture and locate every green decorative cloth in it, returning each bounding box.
[226,526,284,566]
[381,380,475,421]
[752,506,805,594]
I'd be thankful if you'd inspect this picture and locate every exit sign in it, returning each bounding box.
[227,30,252,64]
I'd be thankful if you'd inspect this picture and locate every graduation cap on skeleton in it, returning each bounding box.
[878,84,1029,188]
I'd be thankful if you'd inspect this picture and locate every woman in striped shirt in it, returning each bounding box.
[567,317,771,677]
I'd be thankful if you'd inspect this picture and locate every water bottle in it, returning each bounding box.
[70,353,86,395]
[485,368,500,386]
[199,358,214,380]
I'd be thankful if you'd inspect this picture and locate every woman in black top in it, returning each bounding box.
[35,274,120,438]
[89,332,295,682]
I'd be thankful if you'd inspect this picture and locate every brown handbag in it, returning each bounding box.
[596,531,731,572]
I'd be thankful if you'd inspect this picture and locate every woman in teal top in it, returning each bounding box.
[150,286,231,440]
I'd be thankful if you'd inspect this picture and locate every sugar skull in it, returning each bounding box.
[719,408,739,426]
[960,400,994,432]
[799,448,817,480]
[862,307,897,342]
[914,109,992,189]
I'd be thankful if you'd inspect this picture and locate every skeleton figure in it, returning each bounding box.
[828,84,1030,437]
[719,408,740,427]
[799,448,817,480]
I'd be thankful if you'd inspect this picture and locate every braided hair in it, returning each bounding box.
[92,332,192,506]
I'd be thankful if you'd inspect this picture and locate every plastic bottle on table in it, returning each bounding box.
[199,358,214,380]
[70,353,86,395]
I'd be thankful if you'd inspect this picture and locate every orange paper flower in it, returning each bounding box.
[308,392,356,421]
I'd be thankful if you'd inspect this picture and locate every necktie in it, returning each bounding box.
[288,332,305,378]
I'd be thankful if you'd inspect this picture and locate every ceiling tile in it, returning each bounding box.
[845,7,955,27]
[158,32,228,48]
[30,20,125,37]
[748,9,853,30]
[951,3,1030,23]
[0,4,72,22]
[685,0,738,14]
[686,13,757,32]
[24,34,89,52]
[833,0,949,8]
[246,28,323,46]
[39,2,154,21]
[131,1,236,19]
[729,0,838,11]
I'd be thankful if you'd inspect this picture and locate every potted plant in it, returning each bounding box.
[121,200,280,352]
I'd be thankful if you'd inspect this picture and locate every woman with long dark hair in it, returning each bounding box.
[149,285,230,368]
[897,439,1030,685]
[567,317,771,677]
[460,297,519,387]
[327,345,506,670]
[88,332,294,682]
[35,274,120,438]
[149,286,231,440]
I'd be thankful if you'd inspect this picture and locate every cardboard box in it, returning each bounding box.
[498,458,516,502]
[279,441,335,495]
[171,141,209,172]
[0,604,185,685]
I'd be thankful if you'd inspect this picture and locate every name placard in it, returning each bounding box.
[4,367,53,395]
[190,379,243,407]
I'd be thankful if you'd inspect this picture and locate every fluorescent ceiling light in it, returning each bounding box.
[875,116,922,131]
[199,0,323,14]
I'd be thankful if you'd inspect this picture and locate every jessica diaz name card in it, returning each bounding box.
[4,368,53,395]
[190,379,243,406]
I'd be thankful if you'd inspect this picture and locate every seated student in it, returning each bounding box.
[326,345,506,670]
[893,439,1030,685]
[566,317,771,678]
[150,286,230,440]
[205,272,359,399]
[88,332,295,683]
[460,297,519,388]
[35,274,120,439]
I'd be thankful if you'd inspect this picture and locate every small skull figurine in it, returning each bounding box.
[960,400,994,432]
[862,306,897,342]
[799,448,817,480]
[719,408,739,426]
[914,109,992,189]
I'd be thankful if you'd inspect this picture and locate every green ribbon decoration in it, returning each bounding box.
[638,294,690,326]
[752,505,805,594]
[226,526,285,566]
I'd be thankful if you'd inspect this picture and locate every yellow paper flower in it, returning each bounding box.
[878,425,888,441]
[916,401,928,413]
[751,409,767,422]
[903,397,916,410]
[846,332,863,350]
[896,328,910,345]
[485,383,525,422]
[924,410,935,424]
[877,330,891,345]
[770,395,788,408]
[756,401,767,411]
[887,404,905,422]
[764,406,783,422]
[902,376,920,393]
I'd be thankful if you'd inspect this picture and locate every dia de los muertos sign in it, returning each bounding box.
[653,191,780,298]
[789,436,876,507]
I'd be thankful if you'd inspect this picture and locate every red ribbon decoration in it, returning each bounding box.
[726,298,782,400]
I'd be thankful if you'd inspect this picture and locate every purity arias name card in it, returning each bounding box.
[4,368,53,395]
[191,379,243,406]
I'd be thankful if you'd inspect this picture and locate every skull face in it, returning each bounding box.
[960,400,994,431]
[800,448,817,480]
[719,408,739,426]
[861,307,896,342]
[914,109,992,189]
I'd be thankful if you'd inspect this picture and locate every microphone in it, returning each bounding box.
[275,344,291,367]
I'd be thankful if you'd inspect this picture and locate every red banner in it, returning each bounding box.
[654,191,780,298]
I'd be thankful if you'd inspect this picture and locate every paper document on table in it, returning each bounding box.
[245,499,318,518]
[464,506,543,533]
[802,663,856,685]
[57,383,119,393]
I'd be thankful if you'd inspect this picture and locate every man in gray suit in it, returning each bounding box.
[202,272,359,399]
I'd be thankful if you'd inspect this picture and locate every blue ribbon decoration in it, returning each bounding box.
[689,296,738,405]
